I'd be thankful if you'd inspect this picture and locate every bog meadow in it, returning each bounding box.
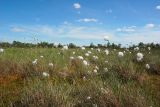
[0,41,160,107]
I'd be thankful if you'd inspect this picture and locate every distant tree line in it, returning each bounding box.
[0,41,78,48]
[129,42,160,49]
[0,41,160,49]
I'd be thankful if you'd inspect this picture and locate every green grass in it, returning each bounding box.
[0,47,160,107]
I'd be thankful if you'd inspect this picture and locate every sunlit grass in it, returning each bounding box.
[0,47,160,107]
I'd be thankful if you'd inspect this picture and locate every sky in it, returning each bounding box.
[0,0,160,46]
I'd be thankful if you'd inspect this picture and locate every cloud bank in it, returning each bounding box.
[9,23,160,45]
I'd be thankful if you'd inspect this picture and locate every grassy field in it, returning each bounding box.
[0,47,160,107]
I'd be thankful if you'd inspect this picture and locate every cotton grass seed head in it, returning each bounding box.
[95,66,99,70]
[148,47,151,50]
[118,52,124,57]
[97,48,101,52]
[77,56,84,60]
[134,47,139,51]
[93,55,98,60]
[43,72,49,77]
[145,64,150,69]
[85,53,89,57]
[87,96,91,100]
[32,59,38,65]
[113,49,116,51]
[104,68,108,72]
[83,60,89,66]
[105,60,108,63]
[105,49,109,55]
[83,76,86,80]
[81,47,85,50]
[93,69,98,73]
[48,63,53,67]
[87,51,92,54]
[136,52,143,62]
[70,56,74,60]
[0,48,4,53]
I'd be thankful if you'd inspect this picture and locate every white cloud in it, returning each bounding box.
[11,27,25,32]
[114,30,160,44]
[156,5,160,10]
[73,3,81,9]
[116,26,136,33]
[63,21,71,25]
[145,23,155,28]
[78,18,98,22]
[38,26,55,36]
[67,27,112,40]
[9,24,160,45]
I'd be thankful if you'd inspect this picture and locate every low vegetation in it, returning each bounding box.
[0,43,160,107]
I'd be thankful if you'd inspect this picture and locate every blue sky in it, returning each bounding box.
[0,0,160,45]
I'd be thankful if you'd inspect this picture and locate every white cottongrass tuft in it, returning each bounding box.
[148,47,151,51]
[70,56,74,60]
[118,52,124,58]
[95,66,99,70]
[134,47,139,51]
[85,53,89,57]
[81,47,85,50]
[72,51,75,55]
[105,60,108,63]
[97,48,101,52]
[83,60,89,66]
[87,51,92,54]
[91,48,94,50]
[136,52,144,62]
[42,72,49,77]
[93,55,98,60]
[62,45,68,50]
[48,63,53,67]
[87,70,92,74]
[105,49,109,55]
[0,48,4,53]
[40,55,44,58]
[104,68,108,72]
[145,64,150,69]
[32,59,38,65]
[77,56,84,60]
[87,96,91,100]
[83,76,86,80]
[93,69,98,73]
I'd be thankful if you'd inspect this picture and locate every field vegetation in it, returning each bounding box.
[0,41,160,107]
